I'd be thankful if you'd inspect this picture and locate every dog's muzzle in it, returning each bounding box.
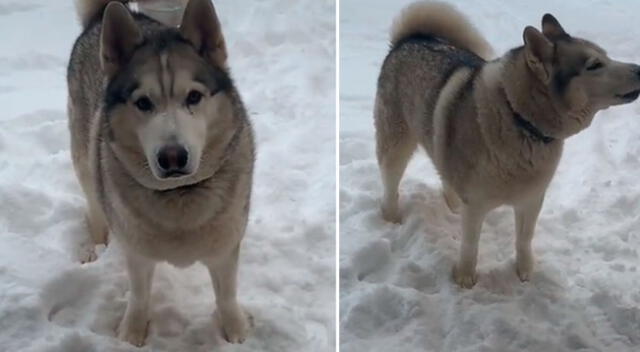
[156,144,190,178]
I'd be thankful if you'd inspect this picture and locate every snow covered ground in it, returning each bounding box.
[0,1,335,351]
[340,1,640,351]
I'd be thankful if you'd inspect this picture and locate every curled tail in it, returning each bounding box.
[389,1,494,60]
[74,0,130,28]
[75,0,176,28]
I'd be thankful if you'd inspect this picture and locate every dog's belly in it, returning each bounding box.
[103,182,246,266]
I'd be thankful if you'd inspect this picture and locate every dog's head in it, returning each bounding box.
[515,14,640,137]
[100,0,237,190]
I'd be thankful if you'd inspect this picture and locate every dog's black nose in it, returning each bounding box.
[157,144,189,174]
[635,65,640,78]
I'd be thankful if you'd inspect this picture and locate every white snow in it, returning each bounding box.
[0,1,335,351]
[340,1,640,351]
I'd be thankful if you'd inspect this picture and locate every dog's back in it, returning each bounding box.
[375,1,490,149]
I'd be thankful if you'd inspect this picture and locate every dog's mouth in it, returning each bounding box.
[615,89,640,101]
[160,170,191,179]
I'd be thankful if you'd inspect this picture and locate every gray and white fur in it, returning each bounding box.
[67,0,255,345]
[375,1,640,288]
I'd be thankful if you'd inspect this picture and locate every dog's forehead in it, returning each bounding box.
[556,38,607,60]
[130,42,201,75]
[107,29,231,105]
[128,45,212,94]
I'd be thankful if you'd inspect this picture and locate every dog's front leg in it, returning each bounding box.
[514,192,545,282]
[205,245,250,344]
[453,204,489,288]
[118,252,155,347]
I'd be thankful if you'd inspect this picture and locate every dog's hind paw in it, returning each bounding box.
[442,188,461,215]
[452,265,477,289]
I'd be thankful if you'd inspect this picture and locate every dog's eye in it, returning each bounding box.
[134,96,153,112]
[186,90,203,106]
[586,61,604,71]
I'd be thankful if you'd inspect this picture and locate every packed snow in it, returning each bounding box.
[340,1,640,351]
[0,1,335,351]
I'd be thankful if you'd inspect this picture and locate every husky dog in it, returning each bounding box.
[67,0,254,345]
[375,1,640,288]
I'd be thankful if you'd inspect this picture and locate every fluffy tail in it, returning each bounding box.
[76,0,180,28]
[74,0,130,28]
[389,1,493,60]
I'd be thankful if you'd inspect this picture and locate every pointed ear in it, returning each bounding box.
[523,26,554,84]
[179,0,227,67]
[542,13,568,40]
[100,2,143,77]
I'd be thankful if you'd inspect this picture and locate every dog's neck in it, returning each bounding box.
[498,51,579,141]
[502,89,555,144]
[100,119,248,232]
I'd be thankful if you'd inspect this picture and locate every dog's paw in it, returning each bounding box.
[118,315,149,347]
[381,205,402,224]
[79,249,98,264]
[452,264,477,289]
[516,255,533,282]
[217,306,252,344]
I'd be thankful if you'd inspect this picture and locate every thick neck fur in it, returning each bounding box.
[473,58,564,181]
[501,49,597,139]
[94,108,254,234]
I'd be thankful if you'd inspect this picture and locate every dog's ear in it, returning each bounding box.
[180,0,227,67]
[542,14,568,40]
[100,2,143,78]
[523,26,554,84]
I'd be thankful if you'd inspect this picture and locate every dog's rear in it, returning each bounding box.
[375,1,490,223]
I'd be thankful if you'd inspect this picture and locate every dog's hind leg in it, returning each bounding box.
[375,96,417,224]
[85,193,108,245]
[69,102,108,254]
[71,148,108,262]
[442,183,462,214]
[514,192,545,282]
[75,156,109,249]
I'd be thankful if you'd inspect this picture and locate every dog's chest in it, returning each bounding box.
[481,142,563,202]
[109,207,240,266]
[103,179,244,265]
